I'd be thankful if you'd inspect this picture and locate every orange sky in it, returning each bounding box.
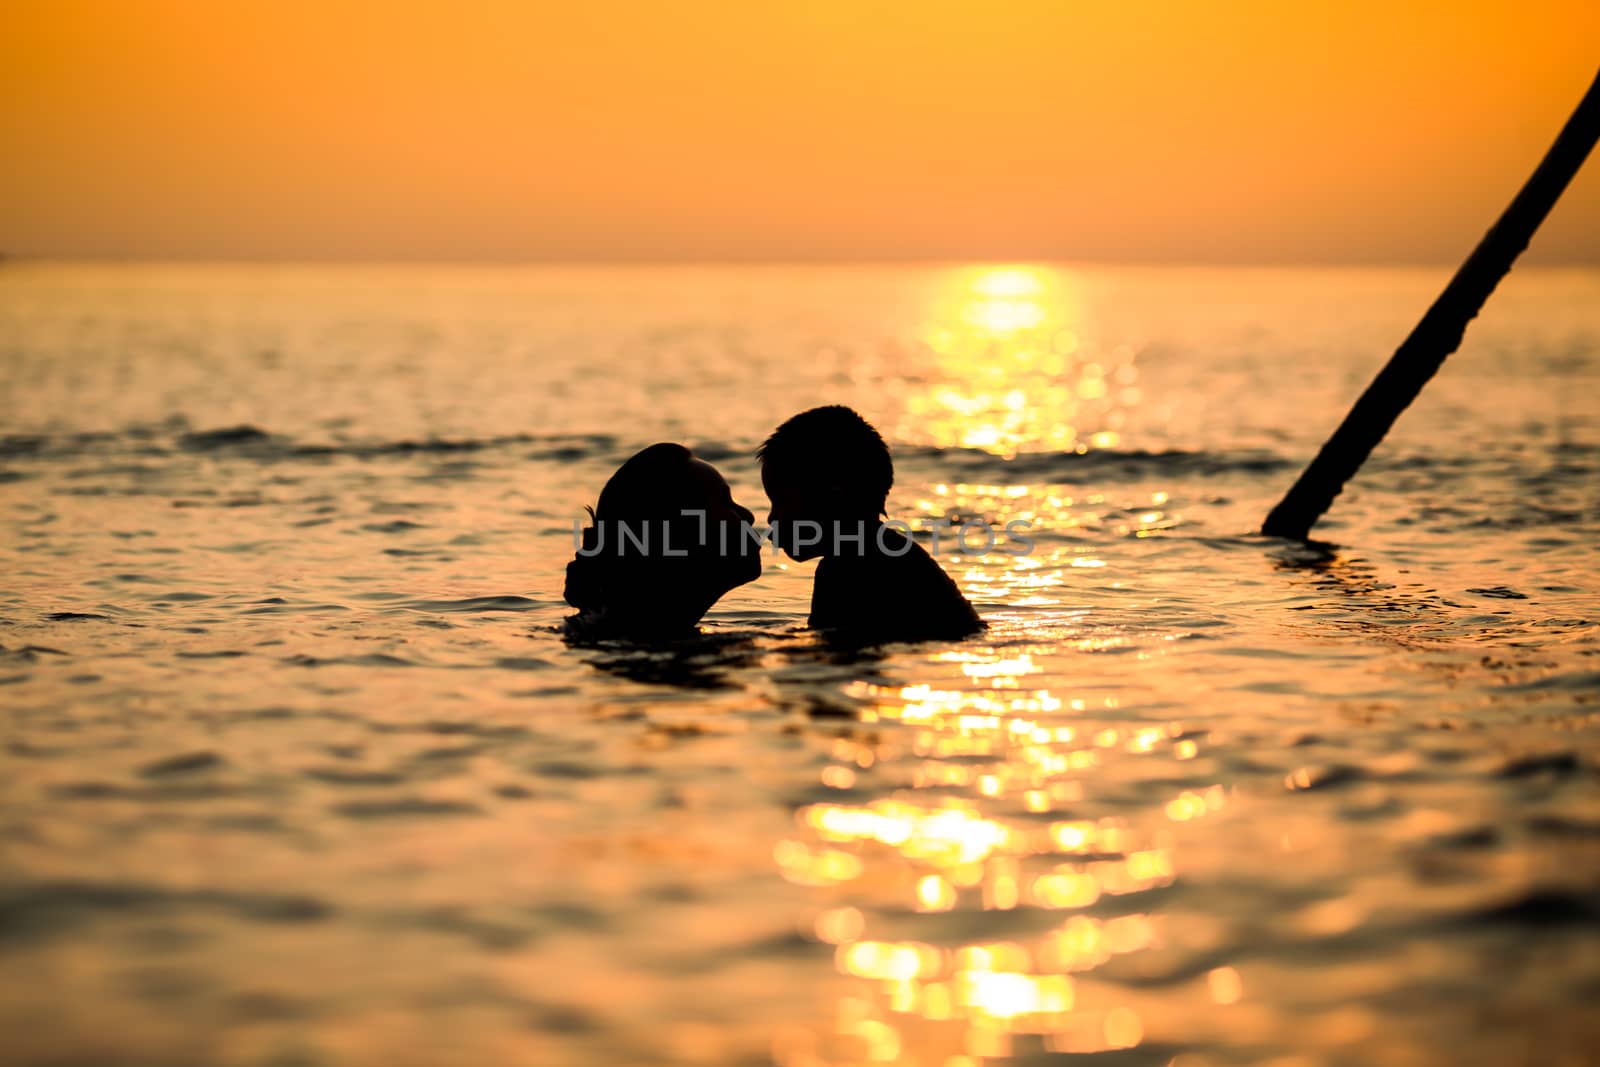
[2,0,1597,263]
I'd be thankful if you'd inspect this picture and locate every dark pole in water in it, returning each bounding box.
[1262,68,1600,541]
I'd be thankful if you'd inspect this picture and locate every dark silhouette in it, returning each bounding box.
[1262,67,1600,541]
[564,443,761,638]
[759,406,984,645]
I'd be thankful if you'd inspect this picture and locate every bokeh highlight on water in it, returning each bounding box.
[1,263,1598,1066]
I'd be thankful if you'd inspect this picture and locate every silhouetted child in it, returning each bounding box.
[759,406,983,644]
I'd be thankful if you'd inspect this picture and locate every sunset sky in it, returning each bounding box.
[3,0,1597,263]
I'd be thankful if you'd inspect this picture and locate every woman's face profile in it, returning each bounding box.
[683,457,762,592]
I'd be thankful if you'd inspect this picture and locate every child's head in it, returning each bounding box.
[758,406,893,560]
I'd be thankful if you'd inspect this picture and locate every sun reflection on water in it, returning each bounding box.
[769,266,1230,1063]
[777,646,1232,1065]
[897,265,1142,459]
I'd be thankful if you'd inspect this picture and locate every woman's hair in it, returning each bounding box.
[564,443,698,611]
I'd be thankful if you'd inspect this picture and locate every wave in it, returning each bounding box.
[6,424,1594,493]
[0,425,620,463]
[899,444,1295,481]
[179,425,615,460]
[1,423,1291,479]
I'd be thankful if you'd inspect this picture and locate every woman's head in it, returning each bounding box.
[565,444,761,635]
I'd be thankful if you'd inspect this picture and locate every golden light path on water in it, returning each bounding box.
[774,267,1227,1064]
[775,660,1237,1064]
[900,265,1177,632]
[896,265,1140,459]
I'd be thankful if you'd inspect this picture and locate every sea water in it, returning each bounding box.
[1,263,1597,1066]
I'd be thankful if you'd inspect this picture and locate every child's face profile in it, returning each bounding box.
[761,465,833,561]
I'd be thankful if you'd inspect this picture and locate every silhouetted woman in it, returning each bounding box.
[564,443,762,639]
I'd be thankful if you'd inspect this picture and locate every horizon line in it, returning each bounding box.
[6,254,1599,271]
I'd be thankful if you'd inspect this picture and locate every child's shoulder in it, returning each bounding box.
[812,528,983,640]
[882,532,947,577]
[879,527,957,577]
[893,537,976,607]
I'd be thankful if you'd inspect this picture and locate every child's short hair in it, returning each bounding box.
[758,405,893,515]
